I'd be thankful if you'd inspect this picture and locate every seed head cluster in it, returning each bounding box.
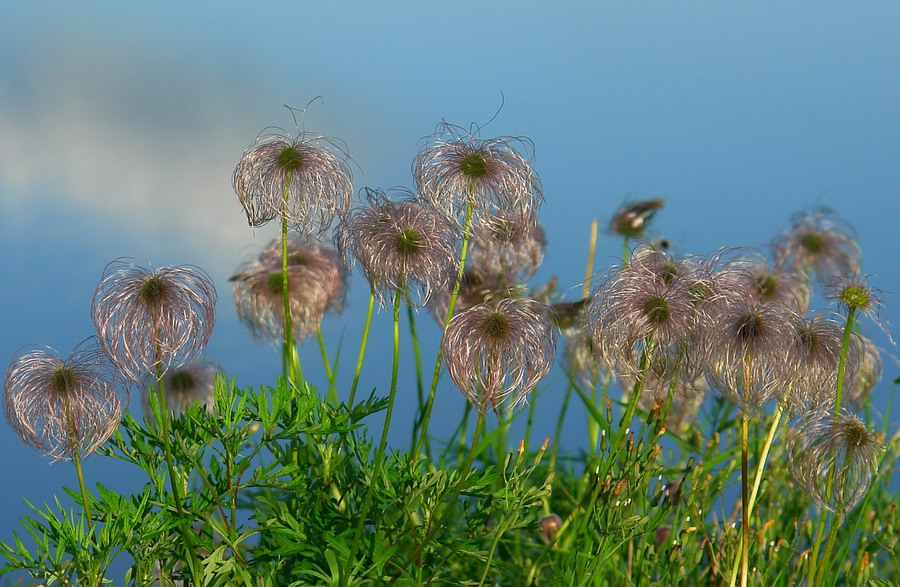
[91,259,217,384]
[442,298,557,415]
[4,338,122,463]
[335,189,457,307]
[233,132,353,234]
[587,246,713,389]
[231,238,347,344]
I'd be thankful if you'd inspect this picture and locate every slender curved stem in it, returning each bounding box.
[413,198,474,461]
[349,288,403,566]
[316,330,338,405]
[280,170,302,390]
[407,301,427,450]
[347,293,376,408]
[583,219,598,299]
[729,398,786,586]
[153,358,202,585]
[740,411,750,587]
[72,447,94,532]
[599,337,653,480]
[810,307,858,585]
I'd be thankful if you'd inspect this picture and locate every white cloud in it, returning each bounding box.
[0,37,312,276]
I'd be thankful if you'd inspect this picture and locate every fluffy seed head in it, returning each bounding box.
[143,359,221,419]
[618,350,707,433]
[92,259,217,384]
[4,338,122,462]
[233,132,353,234]
[722,253,810,312]
[413,122,542,228]
[441,298,557,414]
[701,299,800,414]
[562,328,609,391]
[786,314,861,415]
[231,238,347,344]
[468,211,547,287]
[844,335,882,410]
[587,247,707,385]
[335,189,457,307]
[787,409,883,514]
[773,209,861,283]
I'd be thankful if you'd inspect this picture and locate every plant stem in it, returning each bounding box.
[154,361,202,585]
[280,170,301,390]
[811,307,858,585]
[583,219,598,299]
[72,447,94,533]
[599,337,652,480]
[316,330,341,406]
[349,288,403,565]
[740,410,750,587]
[413,198,474,461]
[347,293,375,408]
[407,300,426,451]
[728,398,786,586]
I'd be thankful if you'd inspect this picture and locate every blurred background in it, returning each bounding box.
[2,0,899,569]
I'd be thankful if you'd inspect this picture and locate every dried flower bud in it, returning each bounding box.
[538,514,563,544]
[609,198,665,239]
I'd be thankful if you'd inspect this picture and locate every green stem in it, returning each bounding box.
[72,447,94,533]
[316,330,337,405]
[740,411,750,587]
[350,288,403,564]
[407,300,427,451]
[599,337,653,480]
[414,198,474,461]
[347,293,376,408]
[280,170,300,390]
[729,398,786,587]
[63,401,95,534]
[811,307,858,585]
[548,382,573,473]
[154,361,202,585]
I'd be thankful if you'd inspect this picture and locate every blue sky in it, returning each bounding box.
[2,2,899,576]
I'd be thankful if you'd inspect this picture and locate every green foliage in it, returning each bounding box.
[3,369,898,585]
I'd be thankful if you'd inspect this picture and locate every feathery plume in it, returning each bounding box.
[231,238,347,344]
[442,298,556,414]
[92,259,217,383]
[413,121,542,228]
[335,189,457,307]
[4,337,122,462]
[233,130,352,234]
